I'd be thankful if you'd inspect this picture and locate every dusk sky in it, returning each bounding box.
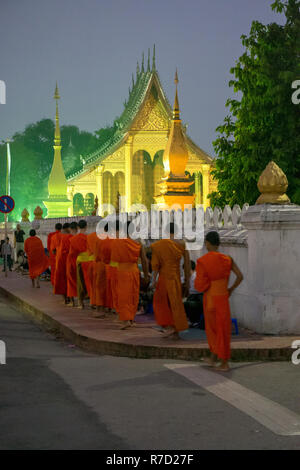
[0,0,284,155]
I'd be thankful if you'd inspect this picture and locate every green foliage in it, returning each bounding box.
[0,120,100,221]
[210,0,300,207]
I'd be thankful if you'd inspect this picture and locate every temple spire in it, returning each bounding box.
[173,69,180,120]
[54,82,61,145]
[147,48,150,72]
[152,44,156,71]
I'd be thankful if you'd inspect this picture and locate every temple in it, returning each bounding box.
[66,47,216,216]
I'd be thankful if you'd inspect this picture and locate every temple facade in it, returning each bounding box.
[66,48,216,216]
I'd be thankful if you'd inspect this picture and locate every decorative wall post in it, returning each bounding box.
[194,172,202,207]
[241,161,300,334]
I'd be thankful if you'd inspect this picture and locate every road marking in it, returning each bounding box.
[165,363,300,436]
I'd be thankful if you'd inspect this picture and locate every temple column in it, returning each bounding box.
[124,137,133,211]
[194,172,202,207]
[67,185,74,216]
[95,165,104,216]
[202,164,210,209]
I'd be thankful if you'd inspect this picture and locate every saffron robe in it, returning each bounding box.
[54,233,72,296]
[195,251,232,361]
[110,238,141,321]
[151,239,189,332]
[47,231,57,284]
[66,233,87,298]
[99,237,113,308]
[50,231,63,285]
[24,236,50,280]
[77,232,98,301]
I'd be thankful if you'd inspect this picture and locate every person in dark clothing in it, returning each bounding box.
[184,260,205,329]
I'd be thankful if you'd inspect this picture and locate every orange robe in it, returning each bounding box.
[66,233,87,298]
[195,251,232,361]
[151,239,188,332]
[47,231,56,284]
[110,238,141,321]
[24,236,50,280]
[100,237,113,308]
[50,231,63,285]
[54,233,72,296]
[81,232,99,302]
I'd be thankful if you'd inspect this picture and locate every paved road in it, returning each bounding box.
[0,296,300,450]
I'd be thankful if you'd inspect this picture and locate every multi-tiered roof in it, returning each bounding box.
[67,46,212,181]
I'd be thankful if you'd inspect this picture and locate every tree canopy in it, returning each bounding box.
[0,120,101,221]
[210,0,300,207]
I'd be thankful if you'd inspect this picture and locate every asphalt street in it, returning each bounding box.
[0,296,299,450]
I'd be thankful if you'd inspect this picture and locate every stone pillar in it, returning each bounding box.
[67,185,74,217]
[194,172,202,207]
[95,165,104,216]
[124,137,133,212]
[202,164,210,210]
[241,204,300,334]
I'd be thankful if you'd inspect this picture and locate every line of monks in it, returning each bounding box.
[24,221,243,371]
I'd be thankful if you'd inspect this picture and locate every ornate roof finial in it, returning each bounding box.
[141,52,145,73]
[152,44,156,71]
[256,161,291,204]
[173,69,180,120]
[136,61,140,80]
[147,48,150,72]
[54,81,60,100]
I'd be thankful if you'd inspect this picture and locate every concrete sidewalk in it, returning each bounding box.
[0,272,297,361]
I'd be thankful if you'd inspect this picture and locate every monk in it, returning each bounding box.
[110,220,149,329]
[151,222,190,340]
[66,219,87,307]
[195,231,243,371]
[77,231,99,310]
[50,224,64,285]
[91,224,112,318]
[24,229,50,288]
[47,223,62,285]
[54,222,73,303]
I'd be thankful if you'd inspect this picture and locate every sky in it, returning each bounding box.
[0,0,285,156]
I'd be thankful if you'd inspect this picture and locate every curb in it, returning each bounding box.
[0,285,292,362]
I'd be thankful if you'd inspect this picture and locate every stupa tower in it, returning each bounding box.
[155,71,195,209]
[43,83,72,218]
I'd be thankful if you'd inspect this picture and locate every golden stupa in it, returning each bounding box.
[155,70,195,209]
[43,83,72,218]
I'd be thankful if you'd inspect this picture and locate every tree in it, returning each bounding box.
[210,0,300,207]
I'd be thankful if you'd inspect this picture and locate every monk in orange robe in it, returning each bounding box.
[110,221,149,329]
[47,223,62,285]
[50,227,64,285]
[93,226,113,316]
[195,231,243,371]
[151,223,190,339]
[66,220,87,306]
[79,231,99,308]
[24,229,50,288]
[54,222,74,302]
